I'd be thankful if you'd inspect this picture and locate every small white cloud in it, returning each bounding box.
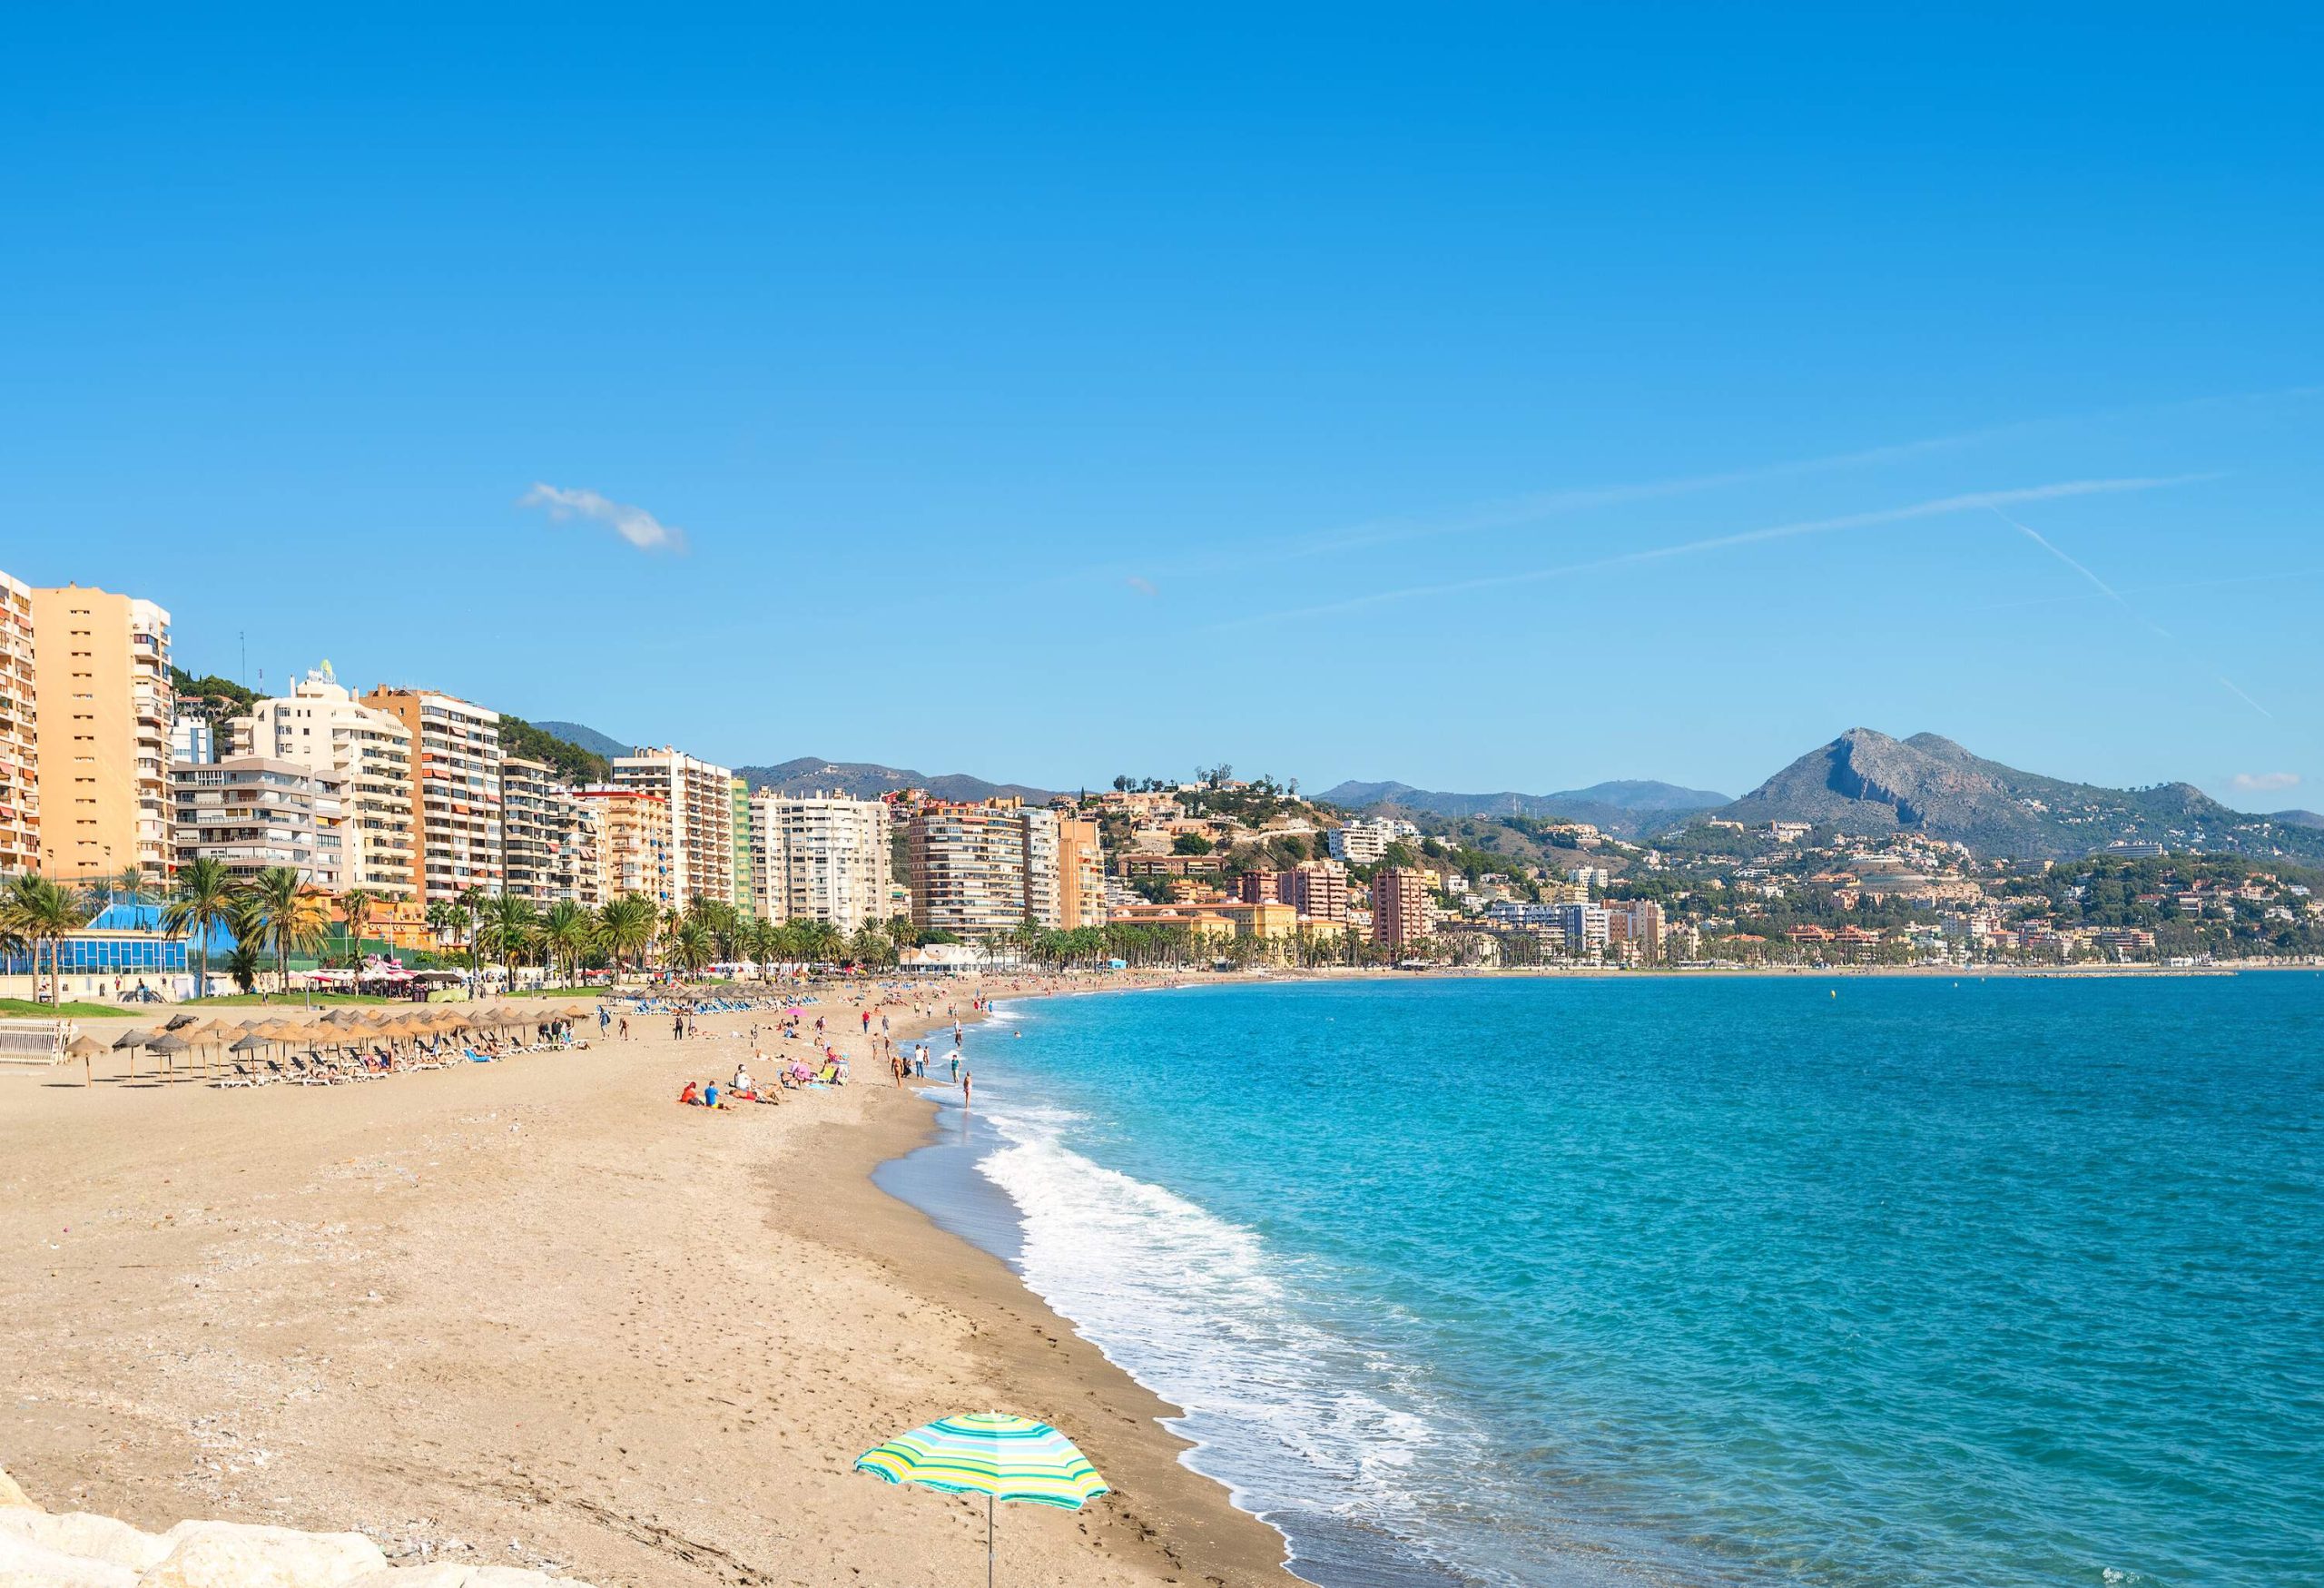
[517,483,688,554]
[2229,771,2300,794]
[1126,576,1157,597]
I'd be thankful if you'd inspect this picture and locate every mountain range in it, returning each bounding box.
[530,723,1056,803]
[532,717,2319,863]
[1698,729,2324,862]
[1316,778,1729,837]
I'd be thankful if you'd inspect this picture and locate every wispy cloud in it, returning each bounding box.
[518,483,689,554]
[1227,475,2210,628]
[1125,575,1157,597]
[2230,771,2301,794]
[1108,382,2322,586]
[1989,504,2271,719]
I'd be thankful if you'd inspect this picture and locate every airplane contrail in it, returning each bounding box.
[1220,474,2212,628]
[1989,507,2274,720]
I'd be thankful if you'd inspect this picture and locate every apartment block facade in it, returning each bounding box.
[502,757,602,908]
[231,668,416,897]
[574,784,672,907]
[730,777,754,913]
[0,572,35,874]
[908,801,1029,936]
[1056,814,1106,929]
[29,584,173,881]
[751,792,893,932]
[168,755,345,889]
[360,686,504,902]
[1370,866,1433,949]
[612,747,734,908]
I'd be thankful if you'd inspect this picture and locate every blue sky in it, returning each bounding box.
[5,8,2319,806]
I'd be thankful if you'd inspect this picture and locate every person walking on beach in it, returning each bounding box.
[890,1050,904,1088]
[960,1067,971,1106]
[948,1049,960,1083]
[597,1005,609,1036]
[861,1009,872,1035]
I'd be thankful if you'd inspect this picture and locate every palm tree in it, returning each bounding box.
[113,864,155,909]
[4,874,91,1008]
[238,866,332,998]
[542,900,594,987]
[476,893,541,991]
[160,856,239,1001]
[596,893,655,975]
[665,915,713,979]
[340,887,379,970]
[457,884,489,985]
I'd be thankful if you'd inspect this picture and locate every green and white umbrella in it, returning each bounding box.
[855,1412,1108,1585]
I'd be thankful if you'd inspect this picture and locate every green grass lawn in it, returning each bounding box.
[183,991,402,1007]
[0,997,138,1019]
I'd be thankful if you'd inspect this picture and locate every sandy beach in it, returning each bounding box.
[0,987,1294,1587]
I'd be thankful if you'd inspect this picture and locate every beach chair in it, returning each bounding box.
[813,1061,840,1086]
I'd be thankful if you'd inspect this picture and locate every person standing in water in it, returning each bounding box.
[960,1067,971,1106]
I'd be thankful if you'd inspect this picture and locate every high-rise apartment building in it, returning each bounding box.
[29,584,173,881]
[359,686,503,902]
[908,801,1029,936]
[731,777,754,913]
[1020,806,1061,927]
[499,755,559,902]
[168,756,344,888]
[573,785,672,906]
[1057,814,1106,928]
[1604,898,1665,962]
[231,667,416,897]
[1370,866,1433,950]
[612,747,734,908]
[0,571,36,875]
[500,757,603,907]
[1283,858,1350,922]
[751,792,893,932]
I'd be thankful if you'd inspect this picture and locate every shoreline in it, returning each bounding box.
[0,984,1293,1587]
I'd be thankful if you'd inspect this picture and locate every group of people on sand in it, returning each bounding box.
[678,1051,841,1109]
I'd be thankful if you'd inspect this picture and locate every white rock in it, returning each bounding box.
[137,1523,388,1588]
[0,1473,34,1513]
[0,1514,169,1572]
[0,1526,137,1588]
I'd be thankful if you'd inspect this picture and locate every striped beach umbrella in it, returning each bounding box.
[855,1413,1107,1586]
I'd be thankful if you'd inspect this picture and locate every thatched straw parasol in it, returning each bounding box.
[162,1012,201,1031]
[67,1032,106,1087]
[148,1031,191,1078]
[112,1028,153,1081]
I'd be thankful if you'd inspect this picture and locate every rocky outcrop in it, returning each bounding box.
[0,1475,593,1588]
[1699,727,2324,861]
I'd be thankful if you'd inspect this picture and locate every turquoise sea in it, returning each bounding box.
[878,975,2324,1588]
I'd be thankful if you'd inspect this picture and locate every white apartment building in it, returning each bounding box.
[233,667,417,897]
[168,755,345,889]
[1020,806,1061,928]
[750,792,892,932]
[1327,818,1399,865]
[360,686,504,902]
[614,746,734,908]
